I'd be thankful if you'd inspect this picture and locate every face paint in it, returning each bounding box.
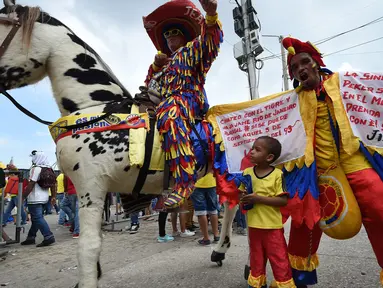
[290,53,321,90]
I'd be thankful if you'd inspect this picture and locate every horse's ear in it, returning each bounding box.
[3,0,15,7]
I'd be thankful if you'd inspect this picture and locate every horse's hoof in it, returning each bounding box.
[211,250,225,263]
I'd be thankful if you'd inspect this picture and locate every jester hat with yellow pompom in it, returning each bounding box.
[282,37,326,79]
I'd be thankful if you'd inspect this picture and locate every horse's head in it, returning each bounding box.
[0,0,51,90]
[0,0,133,115]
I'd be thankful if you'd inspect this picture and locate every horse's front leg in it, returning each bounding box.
[76,188,106,288]
[211,202,238,266]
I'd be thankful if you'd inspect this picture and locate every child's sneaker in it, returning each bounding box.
[157,234,174,243]
[213,236,220,243]
[180,229,195,237]
[187,224,198,232]
[172,231,180,237]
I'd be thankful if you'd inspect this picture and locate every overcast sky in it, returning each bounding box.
[0,0,382,168]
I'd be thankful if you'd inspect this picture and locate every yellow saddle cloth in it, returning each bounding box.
[48,105,164,171]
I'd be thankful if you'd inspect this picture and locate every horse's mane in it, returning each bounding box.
[0,4,133,100]
[2,5,41,49]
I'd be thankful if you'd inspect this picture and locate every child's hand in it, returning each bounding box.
[238,191,247,199]
[240,193,261,205]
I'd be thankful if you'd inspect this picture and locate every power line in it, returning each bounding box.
[281,0,379,40]
[315,16,383,45]
[225,38,239,51]
[324,36,383,57]
[258,15,383,61]
[325,50,383,57]
[260,37,383,59]
[263,46,281,60]
[263,46,289,77]
[225,38,248,61]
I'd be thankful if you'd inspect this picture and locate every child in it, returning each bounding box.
[240,136,296,288]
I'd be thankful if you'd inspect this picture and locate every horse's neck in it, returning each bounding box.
[45,32,127,116]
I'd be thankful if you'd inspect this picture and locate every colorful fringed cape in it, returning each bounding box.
[145,16,223,203]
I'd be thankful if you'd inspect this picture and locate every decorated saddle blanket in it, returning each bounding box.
[49,105,165,171]
[48,104,212,172]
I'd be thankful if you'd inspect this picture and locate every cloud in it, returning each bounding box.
[0,138,8,146]
[338,62,360,72]
[35,131,50,137]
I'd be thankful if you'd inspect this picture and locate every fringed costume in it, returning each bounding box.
[207,37,383,287]
[281,37,383,287]
[143,0,223,207]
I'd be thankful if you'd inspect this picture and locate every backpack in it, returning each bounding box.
[4,176,18,195]
[37,167,57,189]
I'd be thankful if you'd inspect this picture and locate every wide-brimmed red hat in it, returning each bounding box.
[143,0,204,56]
[282,37,326,79]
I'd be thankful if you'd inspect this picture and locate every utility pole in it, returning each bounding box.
[262,34,290,91]
[232,0,263,100]
[279,36,289,91]
[241,0,258,100]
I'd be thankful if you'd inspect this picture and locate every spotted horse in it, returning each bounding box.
[0,1,213,287]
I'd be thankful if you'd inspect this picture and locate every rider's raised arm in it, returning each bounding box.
[186,13,223,73]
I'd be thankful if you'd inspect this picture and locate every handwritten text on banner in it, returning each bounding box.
[340,71,383,148]
[216,91,306,173]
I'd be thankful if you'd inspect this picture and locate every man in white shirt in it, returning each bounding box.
[21,151,56,247]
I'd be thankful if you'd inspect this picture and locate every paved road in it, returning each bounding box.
[0,212,381,288]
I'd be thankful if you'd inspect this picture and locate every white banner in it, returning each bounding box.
[216,91,306,173]
[340,71,383,148]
